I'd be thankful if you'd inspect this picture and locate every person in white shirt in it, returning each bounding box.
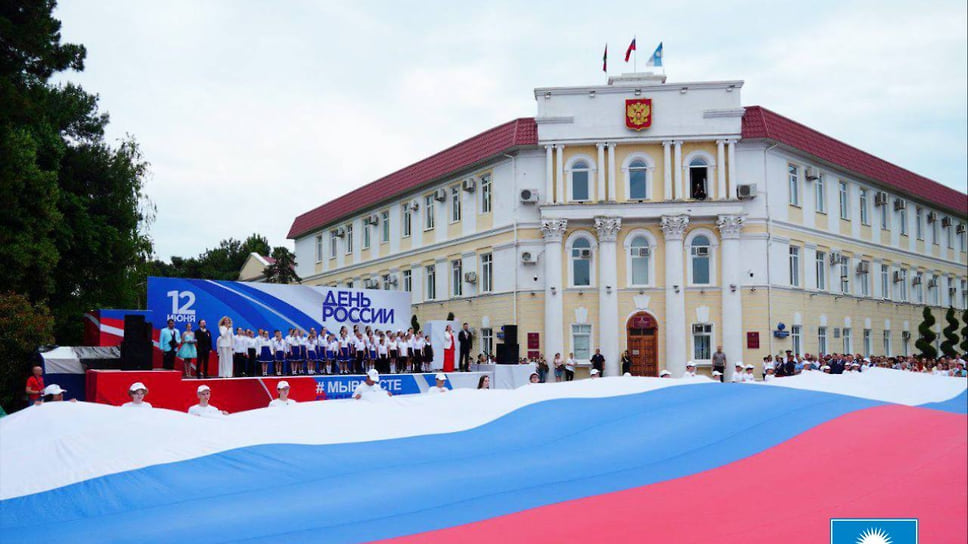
[257,330,273,377]
[376,333,389,374]
[353,369,391,401]
[122,382,152,408]
[268,380,297,407]
[232,327,247,377]
[589,368,600,379]
[413,334,427,373]
[683,362,697,378]
[395,334,410,374]
[188,385,228,417]
[353,332,367,375]
[659,369,671,378]
[565,352,576,381]
[711,370,723,381]
[217,316,234,378]
[427,373,448,394]
[338,329,351,375]
[764,367,775,381]
[743,364,756,382]
[270,330,287,376]
[732,362,745,383]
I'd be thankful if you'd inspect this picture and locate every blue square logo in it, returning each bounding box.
[831,518,918,543]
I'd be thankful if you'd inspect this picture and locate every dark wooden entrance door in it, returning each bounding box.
[627,312,659,376]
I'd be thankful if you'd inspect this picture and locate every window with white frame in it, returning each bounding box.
[381,274,391,290]
[330,230,338,258]
[842,328,852,354]
[902,332,910,356]
[929,274,939,305]
[883,330,891,357]
[628,159,649,200]
[629,236,651,285]
[858,261,870,297]
[881,264,890,300]
[818,326,828,355]
[570,160,591,201]
[450,186,461,223]
[481,253,493,293]
[946,219,953,248]
[424,195,435,230]
[899,204,908,236]
[481,328,493,357]
[571,238,592,286]
[789,246,800,287]
[788,164,799,206]
[931,216,938,244]
[915,207,923,240]
[896,268,908,301]
[881,204,889,230]
[815,251,827,290]
[381,211,389,243]
[839,181,849,220]
[572,324,592,360]
[688,158,709,200]
[402,269,412,292]
[840,259,849,294]
[362,222,370,250]
[960,225,967,252]
[345,224,354,253]
[914,273,923,303]
[425,265,436,299]
[859,189,869,224]
[402,204,412,238]
[815,174,826,213]
[315,234,323,263]
[692,323,712,360]
[481,174,492,213]
[791,325,802,355]
[863,329,872,356]
[691,235,712,285]
[451,260,462,296]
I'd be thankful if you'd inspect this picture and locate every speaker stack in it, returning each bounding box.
[497,324,519,364]
[120,315,153,371]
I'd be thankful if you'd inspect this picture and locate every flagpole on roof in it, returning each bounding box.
[633,35,637,73]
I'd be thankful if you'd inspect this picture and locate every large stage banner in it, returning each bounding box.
[146,277,411,337]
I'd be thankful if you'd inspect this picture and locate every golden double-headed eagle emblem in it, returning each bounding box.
[625,98,653,131]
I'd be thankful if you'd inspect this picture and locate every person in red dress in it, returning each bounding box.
[442,325,456,372]
[26,366,45,404]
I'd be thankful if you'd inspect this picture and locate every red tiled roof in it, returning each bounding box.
[742,106,967,216]
[287,118,538,239]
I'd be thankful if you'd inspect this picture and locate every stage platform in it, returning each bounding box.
[87,370,490,413]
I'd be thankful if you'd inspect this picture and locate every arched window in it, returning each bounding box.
[571,160,590,201]
[691,235,711,284]
[629,236,651,285]
[689,158,708,200]
[628,159,648,200]
[571,237,592,286]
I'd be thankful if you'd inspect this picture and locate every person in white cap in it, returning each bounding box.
[427,373,449,394]
[589,368,601,379]
[763,366,775,382]
[268,381,297,407]
[743,364,756,382]
[188,385,228,417]
[528,371,541,384]
[353,369,391,400]
[732,362,745,383]
[122,382,151,408]
[712,370,723,380]
[659,369,671,378]
[41,384,73,402]
[683,362,697,378]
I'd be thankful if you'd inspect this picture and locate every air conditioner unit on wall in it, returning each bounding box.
[957,224,966,234]
[893,199,906,211]
[387,275,398,287]
[363,279,379,289]
[874,192,889,206]
[631,247,651,257]
[927,278,937,288]
[364,214,379,225]
[408,199,420,211]
[829,252,842,265]
[520,188,540,203]
[856,261,869,274]
[949,287,958,296]
[464,271,478,284]
[736,184,757,200]
[926,211,938,223]
[434,188,447,202]
[912,275,922,285]
[901,331,911,340]
[577,248,592,258]
[335,227,346,237]
[804,167,820,181]
[893,271,903,283]
[462,178,476,192]
[941,216,952,228]
[521,251,538,264]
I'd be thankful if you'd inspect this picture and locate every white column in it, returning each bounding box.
[663,141,673,201]
[727,140,737,200]
[661,215,689,377]
[555,144,565,204]
[595,216,622,376]
[545,145,554,204]
[542,219,568,361]
[716,139,727,200]
[596,143,606,202]
[717,215,744,382]
[673,141,683,200]
[607,143,617,201]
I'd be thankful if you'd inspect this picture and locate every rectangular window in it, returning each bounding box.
[931,217,939,244]
[915,207,924,240]
[863,329,872,356]
[452,260,463,297]
[451,186,461,223]
[883,330,891,357]
[842,328,852,354]
[961,225,967,252]
[838,181,849,220]
[481,253,493,293]
[692,323,712,360]
[381,274,391,290]
[914,273,923,303]
[481,174,492,213]
[402,204,412,238]
[899,204,908,236]
[572,324,592,360]
[345,224,353,254]
[881,204,889,231]
[897,269,908,301]
[946,220,953,248]
[902,333,910,356]
[788,164,799,206]
[315,234,323,263]
[930,275,939,305]
[402,269,412,292]
[481,328,493,357]
[881,264,890,300]
[330,231,338,258]
[788,246,800,287]
[818,327,828,355]
[381,211,390,243]
[840,260,849,294]
[425,265,436,300]
[962,279,967,309]
[362,223,370,250]
[815,251,826,291]
[424,195,435,230]
[791,325,802,355]
[815,174,826,213]
[859,262,870,297]
[859,189,869,225]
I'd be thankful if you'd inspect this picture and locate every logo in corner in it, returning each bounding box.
[830,518,917,544]
[625,98,652,131]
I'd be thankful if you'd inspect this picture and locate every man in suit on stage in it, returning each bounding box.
[458,323,473,372]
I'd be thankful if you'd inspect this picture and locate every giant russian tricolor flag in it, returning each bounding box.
[1,369,965,543]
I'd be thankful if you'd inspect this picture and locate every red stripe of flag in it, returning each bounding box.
[602,44,607,72]
[625,38,636,62]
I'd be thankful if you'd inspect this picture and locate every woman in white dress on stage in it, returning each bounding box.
[217,316,234,378]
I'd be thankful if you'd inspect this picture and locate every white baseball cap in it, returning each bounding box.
[712,370,723,376]
[590,368,600,375]
[128,382,147,393]
[43,384,65,396]
[686,361,696,368]
[734,362,743,367]
[367,369,380,382]
[435,373,446,382]
[623,372,632,377]
[659,370,671,377]
[197,384,211,394]
[745,364,754,370]
[277,380,290,390]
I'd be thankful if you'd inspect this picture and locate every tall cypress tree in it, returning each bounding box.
[940,307,959,358]
[915,306,938,359]
[961,309,968,354]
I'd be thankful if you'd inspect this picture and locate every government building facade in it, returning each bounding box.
[288,73,968,379]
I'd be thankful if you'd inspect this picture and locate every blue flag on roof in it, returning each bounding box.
[646,42,663,67]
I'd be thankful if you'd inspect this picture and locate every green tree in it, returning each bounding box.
[150,234,271,281]
[0,293,54,413]
[940,307,959,358]
[915,306,938,359]
[264,247,301,284]
[961,309,968,354]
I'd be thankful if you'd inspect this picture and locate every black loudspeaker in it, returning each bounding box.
[124,315,145,336]
[142,322,153,344]
[501,325,518,345]
[120,342,152,371]
[496,343,519,364]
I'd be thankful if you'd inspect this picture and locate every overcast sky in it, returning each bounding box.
[53,0,967,261]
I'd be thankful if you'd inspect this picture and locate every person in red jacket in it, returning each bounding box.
[25,366,44,404]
